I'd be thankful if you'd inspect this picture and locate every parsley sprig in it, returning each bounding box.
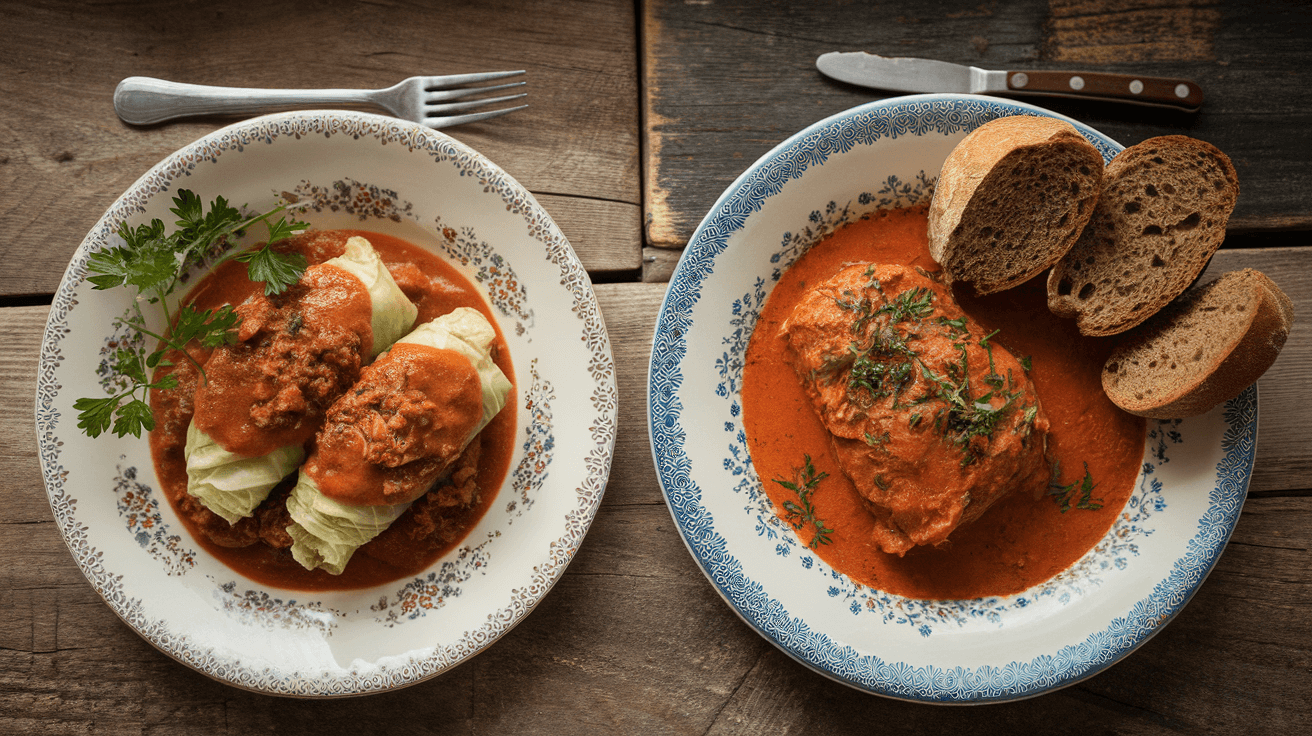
[774,454,834,548]
[75,190,308,439]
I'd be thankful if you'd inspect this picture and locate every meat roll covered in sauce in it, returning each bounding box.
[286,307,512,574]
[184,236,418,525]
[781,263,1051,555]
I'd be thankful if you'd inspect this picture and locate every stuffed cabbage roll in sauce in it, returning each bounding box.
[781,263,1051,555]
[184,236,418,531]
[286,307,512,575]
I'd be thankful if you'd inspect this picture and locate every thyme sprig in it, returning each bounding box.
[75,190,309,438]
[1049,460,1103,512]
[774,454,834,548]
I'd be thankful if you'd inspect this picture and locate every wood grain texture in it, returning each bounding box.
[0,0,640,296]
[539,194,643,274]
[2,259,1311,730]
[642,0,1312,250]
[1045,0,1222,63]
[3,0,1312,730]
[4,273,1311,732]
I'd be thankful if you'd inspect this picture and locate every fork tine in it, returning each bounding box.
[426,81,526,103]
[420,70,526,89]
[427,93,528,116]
[425,104,529,129]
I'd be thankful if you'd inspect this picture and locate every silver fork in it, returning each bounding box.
[113,72,528,128]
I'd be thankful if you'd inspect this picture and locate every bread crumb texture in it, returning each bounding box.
[928,115,1103,295]
[1048,135,1238,336]
[1101,269,1293,418]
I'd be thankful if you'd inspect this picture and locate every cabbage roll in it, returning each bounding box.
[186,236,418,524]
[287,307,512,574]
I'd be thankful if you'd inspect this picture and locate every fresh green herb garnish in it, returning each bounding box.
[848,352,914,405]
[827,281,1031,459]
[914,348,1019,451]
[836,287,931,406]
[881,285,935,323]
[76,190,308,438]
[1048,460,1103,512]
[864,430,891,447]
[977,328,1004,388]
[774,454,834,548]
[936,315,967,330]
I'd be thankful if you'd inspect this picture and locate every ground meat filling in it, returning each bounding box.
[304,343,486,507]
[233,296,362,431]
[410,437,482,538]
[176,491,261,548]
[191,264,372,457]
[359,437,484,569]
[256,483,296,549]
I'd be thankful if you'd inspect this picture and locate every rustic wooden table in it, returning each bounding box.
[2,0,1309,732]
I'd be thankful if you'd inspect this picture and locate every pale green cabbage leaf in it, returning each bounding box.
[329,236,419,358]
[287,307,512,574]
[185,420,305,524]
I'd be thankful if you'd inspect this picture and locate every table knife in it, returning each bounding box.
[817,52,1203,111]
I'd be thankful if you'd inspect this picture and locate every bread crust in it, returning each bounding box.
[1101,269,1293,418]
[1048,135,1239,336]
[928,115,1103,295]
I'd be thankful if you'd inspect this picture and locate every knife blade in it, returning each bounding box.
[816,52,1203,111]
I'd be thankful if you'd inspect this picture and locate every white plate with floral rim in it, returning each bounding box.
[36,111,616,697]
[647,94,1255,703]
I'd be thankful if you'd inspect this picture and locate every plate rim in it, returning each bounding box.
[35,109,617,697]
[646,93,1256,703]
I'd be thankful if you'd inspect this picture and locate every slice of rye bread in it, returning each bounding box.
[1048,135,1239,336]
[928,115,1104,295]
[1102,269,1293,418]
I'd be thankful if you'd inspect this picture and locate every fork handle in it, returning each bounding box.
[114,77,378,125]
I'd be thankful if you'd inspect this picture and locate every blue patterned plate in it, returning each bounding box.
[648,94,1255,703]
[36,111,616,696]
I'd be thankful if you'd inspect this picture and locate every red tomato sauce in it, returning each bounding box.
[149,230,515,591]
[741,206,1145,600]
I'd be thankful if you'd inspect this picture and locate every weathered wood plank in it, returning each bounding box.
[0,0,640,296]
[538,195,643,274]
[592,284,671,507]
[2,254,1311,731]
[1,493,1307,733]
[643,0,1312,250]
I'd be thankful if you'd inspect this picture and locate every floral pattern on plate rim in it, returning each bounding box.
[648,96,1254,702]
[112,461,197,575]
[506,359,555,521]
[36,112,616,697]
[214,580,338,638]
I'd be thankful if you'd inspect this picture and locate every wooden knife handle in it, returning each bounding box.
[1007,70,1203,111]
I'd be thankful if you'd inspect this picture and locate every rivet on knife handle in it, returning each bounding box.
[1008,71,1203,111]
